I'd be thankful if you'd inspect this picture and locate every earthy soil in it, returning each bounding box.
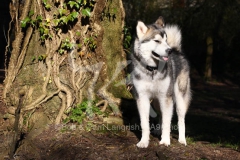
[0,72,240,160]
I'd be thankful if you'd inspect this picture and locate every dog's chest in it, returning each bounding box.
[133,72,171,96]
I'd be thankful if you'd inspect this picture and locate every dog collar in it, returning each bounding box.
[146,65,158,71]
[146,60,166,79]
[146,66,157,79]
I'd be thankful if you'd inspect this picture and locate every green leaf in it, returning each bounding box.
[36,15,42,21]
[58,49,64,54]
[45,4,51,9]
[40,35,46,41]
[43,0,47,5]
[44,28,49,35]
[30,19,36,26]
[60,16,68,24]
[28,10,34,17]
[38,56,43,61]
[67,14,74,22]
[39,27,45,34]
[53,19,59,26]
[48,34,53,40]
[58,9,67,16]
[84,37,89,44]
[81,8,91,17]
[71,11,79,19]
[76,0,82,4]
[21,17,31,28]
[32,56,36,62]
[65,38,70,42]
[76,31,81,36]
[68,1,77,8]
[68,43,75,49]
[126,35,131,41]
[38,54,47,61]
[77,43,82,48]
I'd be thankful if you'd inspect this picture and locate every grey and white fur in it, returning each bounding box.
[131,17,191,148]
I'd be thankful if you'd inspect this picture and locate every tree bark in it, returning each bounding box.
[4,0,130,134]
[205,36,213,81]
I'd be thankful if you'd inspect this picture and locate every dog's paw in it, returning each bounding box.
[159,138,170,146]
[136,140,149,148]
[178,138,187,146]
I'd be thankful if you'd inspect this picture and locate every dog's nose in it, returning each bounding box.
[166,48,172,54]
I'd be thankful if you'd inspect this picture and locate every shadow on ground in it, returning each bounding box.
[0,71,240,159]
[186,82,240,147]
[120,80,240,148]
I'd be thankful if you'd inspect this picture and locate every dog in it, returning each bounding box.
[131,16,191,148]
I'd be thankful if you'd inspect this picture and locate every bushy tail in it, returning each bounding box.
[165,25,182,52]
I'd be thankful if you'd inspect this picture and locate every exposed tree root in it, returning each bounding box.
[96,100,108,112]
[98,87,122,117]
[55,92,67,124]
[15,27,33,77]
[53,54,73,112]
[9,91,25,158]
[97,60,129,117]
[4,0,32,100]
[4,3,14,77]
[21,40,52,112]
[5,0,127,127]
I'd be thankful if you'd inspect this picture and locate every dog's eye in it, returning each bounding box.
[154,40,160,43]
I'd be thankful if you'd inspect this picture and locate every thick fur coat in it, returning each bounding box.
[131,17,191,148]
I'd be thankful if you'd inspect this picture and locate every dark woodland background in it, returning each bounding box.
[1,0,240,84]
[0,1,240,159]
[123,0,240,84]
[0,0,10,70]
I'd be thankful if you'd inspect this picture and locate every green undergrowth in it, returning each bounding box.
[65,100,108,124]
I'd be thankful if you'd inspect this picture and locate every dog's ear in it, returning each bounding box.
[155,16,165,27]
[136,21,148,39]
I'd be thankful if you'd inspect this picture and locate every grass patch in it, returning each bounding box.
[210,141,239,150]
[186,136,196,145]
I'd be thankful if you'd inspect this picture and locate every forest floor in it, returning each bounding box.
[0,71,240,159]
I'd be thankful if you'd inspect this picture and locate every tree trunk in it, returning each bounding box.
[3,0,129,140]
[204,36,213,81]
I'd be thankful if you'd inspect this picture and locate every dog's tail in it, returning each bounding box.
[165,25,182,52]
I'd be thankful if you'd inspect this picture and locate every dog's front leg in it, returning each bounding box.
[159,97,174,146]
[136,96,150,148]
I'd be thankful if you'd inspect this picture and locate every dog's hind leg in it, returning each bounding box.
[159,97,174,146]
[175,77,191,145]
[136,95,151,148]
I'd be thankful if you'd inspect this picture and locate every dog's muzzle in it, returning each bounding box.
[152,49,172,61]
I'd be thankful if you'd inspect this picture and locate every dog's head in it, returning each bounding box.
[136,17,171,62]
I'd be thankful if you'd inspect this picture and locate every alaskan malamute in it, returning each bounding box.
[131,17,191,148]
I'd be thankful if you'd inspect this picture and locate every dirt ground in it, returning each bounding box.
[0,73,240,159]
